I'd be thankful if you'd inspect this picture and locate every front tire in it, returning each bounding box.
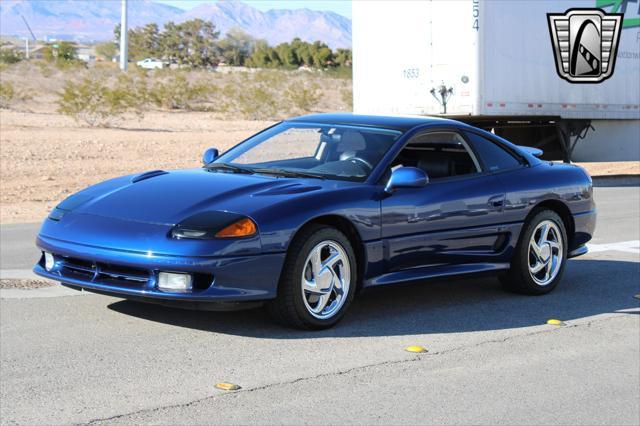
[267,225,357,330]
[502,210,568,295]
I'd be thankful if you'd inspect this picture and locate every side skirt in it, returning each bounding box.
[363,263,510,288]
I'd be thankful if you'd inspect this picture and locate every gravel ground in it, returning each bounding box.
[577,161,640,177]
[0,279,56,289]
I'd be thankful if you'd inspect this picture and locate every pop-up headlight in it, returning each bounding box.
[171,211,257,240]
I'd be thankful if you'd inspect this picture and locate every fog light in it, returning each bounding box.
[44,252,55,271]
[158,272,192,293]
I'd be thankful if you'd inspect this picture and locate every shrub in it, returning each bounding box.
[35,60,54,77]
[0,81,31,109]
[285,81,322,112]
[0,49,23,64]
[324,66,352,80]
[252,69,287,87]
[341,87,353,111]
[148,74,216,110]
[57,76,145,127]
[237,85,278,120]
[0,81,15,108]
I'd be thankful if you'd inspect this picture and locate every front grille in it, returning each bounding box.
[60,256,151,288]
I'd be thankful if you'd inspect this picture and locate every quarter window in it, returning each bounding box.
[465,132,521,172]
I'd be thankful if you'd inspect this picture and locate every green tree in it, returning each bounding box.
[334,48,352,68]
[310,41,332,67]
[158,21,181,63]
[115,23,161,60]
[161,19,220,67]
[275,42,298,68]
[291,38,312,66]
[217,28,255,65]
[247,40,277,68]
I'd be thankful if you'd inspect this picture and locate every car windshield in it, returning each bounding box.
[212,122,403,181]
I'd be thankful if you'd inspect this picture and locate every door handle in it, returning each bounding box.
[488,195,505,209]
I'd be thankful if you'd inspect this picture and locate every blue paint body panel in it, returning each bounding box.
[33,114,596,306]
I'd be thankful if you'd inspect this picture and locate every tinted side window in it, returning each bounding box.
[390,131,481,180]
[466,132,521,172]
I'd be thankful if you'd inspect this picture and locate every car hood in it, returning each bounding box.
[69,168,329,225]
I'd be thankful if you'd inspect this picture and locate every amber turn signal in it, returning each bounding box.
[215,218,257,238]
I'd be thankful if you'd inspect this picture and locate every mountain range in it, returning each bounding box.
[0,0,351,48]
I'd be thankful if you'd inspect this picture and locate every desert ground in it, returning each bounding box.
[1,62,638,224]
[0,110,273,223]
[2,109,640,224]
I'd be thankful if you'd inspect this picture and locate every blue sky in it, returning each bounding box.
[157,0,352,18]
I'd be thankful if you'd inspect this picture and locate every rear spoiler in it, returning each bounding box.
[517,146,543,158]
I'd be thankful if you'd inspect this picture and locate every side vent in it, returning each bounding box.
[131,170,168,183]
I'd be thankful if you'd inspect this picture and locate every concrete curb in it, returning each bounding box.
[592,175,640,187]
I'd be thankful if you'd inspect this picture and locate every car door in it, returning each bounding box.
[380,129,508,272]
[463,128,533,239]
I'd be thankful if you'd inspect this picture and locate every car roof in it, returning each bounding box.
[286,113,461,132]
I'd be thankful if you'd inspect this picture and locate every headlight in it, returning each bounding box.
[170,211,258,240]
[171,228,212,239]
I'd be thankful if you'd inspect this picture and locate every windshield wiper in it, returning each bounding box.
[205,163,255,174]
[253,168,326,180]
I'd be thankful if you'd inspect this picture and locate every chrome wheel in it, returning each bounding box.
[528,220,563,286]
[301,240,351,320]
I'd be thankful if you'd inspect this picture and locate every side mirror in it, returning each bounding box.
[384,167,428,194]
[202,148,219,165]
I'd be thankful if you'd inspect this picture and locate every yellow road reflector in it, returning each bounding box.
[215,382,241,391]
[547,319,564,326]
[405,345,427,353]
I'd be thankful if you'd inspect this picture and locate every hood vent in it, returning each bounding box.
[131,170,169,183]
[253,182,322,196]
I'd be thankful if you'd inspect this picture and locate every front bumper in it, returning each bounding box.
[34,235,285,303]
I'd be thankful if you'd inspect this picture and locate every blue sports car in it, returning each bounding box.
[34,113,596,329]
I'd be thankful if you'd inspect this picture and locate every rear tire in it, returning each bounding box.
[267,225,357,330]
[501,210,568,295]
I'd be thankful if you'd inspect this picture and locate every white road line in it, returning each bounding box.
[586,240,640,255]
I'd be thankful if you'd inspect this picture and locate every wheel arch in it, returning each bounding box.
[286,214,366,290]
[526,199,575,248]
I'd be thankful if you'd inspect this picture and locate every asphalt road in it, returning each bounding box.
[1,186,639,425]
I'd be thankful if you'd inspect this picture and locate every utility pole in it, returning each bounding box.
[119,0,128,71]
[19,13,36,60]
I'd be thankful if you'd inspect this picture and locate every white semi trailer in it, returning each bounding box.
[352,0,640,161]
